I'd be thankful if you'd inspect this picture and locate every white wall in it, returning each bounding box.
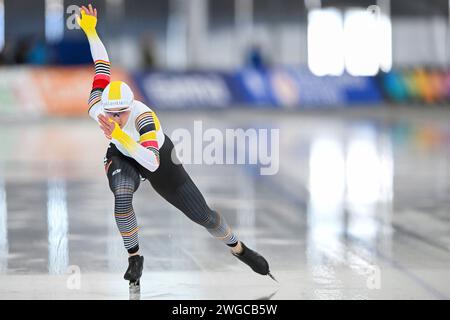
[111,17,449,70]
[392,17,448,67]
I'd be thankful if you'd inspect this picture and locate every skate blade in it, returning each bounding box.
[129,291,141,300]
[267,272,278,283]
[129,281,141,292]
[129,281,141,300]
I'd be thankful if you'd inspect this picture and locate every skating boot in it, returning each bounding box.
[232,242,277,282]
[124,255,144,294]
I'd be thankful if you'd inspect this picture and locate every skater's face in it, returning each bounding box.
[105,110,131,128]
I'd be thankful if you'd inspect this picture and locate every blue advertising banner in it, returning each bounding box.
[232,68,278,106]
[236,67,382,108]
[133,71,241,109]
[133,68,383,110]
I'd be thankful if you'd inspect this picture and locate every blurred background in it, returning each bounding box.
[0,0,450,299]
[1,0,450,113]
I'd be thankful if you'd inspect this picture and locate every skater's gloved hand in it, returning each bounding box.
[76,4,98,37]
[98,114,116,140]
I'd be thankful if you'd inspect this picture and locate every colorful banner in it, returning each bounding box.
[31,67,138,116]
[0,66,140,118]
[0,67,45,118]
[7,66,450,117]
[381,68,450,103]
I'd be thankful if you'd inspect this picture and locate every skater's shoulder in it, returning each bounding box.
[133,100,156,114]
[132,100,163,131]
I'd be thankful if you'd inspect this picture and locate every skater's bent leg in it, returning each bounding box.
[107,156,141,255]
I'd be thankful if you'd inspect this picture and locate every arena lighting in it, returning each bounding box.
[0,0,4,51]
[307,8,345,76]
[377,0,392,72]
[378,13,392,72]
[308,6,392,76]
[45,0,64,43]
[344,8,392,76]
[344,9,379,76]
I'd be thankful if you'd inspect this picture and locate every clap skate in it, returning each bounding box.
[124,255,144,294]
[232,242,277,282]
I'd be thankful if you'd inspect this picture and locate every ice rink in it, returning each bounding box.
[0,107,449,300]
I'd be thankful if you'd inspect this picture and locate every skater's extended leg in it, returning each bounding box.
[155,176,273,277]
[153,175,239,247]
[146,135,274,279]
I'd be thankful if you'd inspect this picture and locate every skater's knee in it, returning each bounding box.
[112,185,135,204]
[112,185,134,196]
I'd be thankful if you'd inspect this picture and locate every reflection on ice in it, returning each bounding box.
[345,127,393,243]
[307,136,345,258]
[0,178,7,272]
[47,178,68,274]
[307,124,394,261]
[0,110,449,299]
[307,137,345,297]
[236,174,256,246]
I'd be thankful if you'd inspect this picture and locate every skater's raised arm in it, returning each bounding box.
[77,4,111,119]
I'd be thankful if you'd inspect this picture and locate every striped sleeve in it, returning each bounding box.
[136,111,161,163]
[88,59,111,111]
[93,60,111,88]
[88,88,103,109]
[85,29,111,113]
